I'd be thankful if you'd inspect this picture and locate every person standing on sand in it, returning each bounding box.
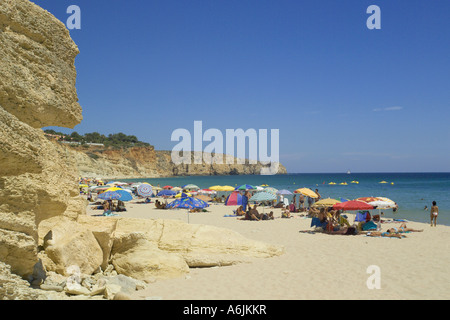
[430,201,439,227]
[242,190,249,212]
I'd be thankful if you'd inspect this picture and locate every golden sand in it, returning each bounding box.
[87,199,450,300]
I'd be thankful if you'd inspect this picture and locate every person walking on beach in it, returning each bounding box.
[430,201,439,227]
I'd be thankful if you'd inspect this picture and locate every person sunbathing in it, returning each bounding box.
[395,223,423,233]
[155,200,166,209]
[240,205,261,221]
[366,229,406,239]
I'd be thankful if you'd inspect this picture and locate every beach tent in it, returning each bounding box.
[225,191,243,206]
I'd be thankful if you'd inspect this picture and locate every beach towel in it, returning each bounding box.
[224,214,238,217]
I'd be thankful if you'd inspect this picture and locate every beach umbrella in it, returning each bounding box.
[183,184,200,190]
[264,187,279,194]
[157,189,176,197]
[170,197,209,209]
[163,185,173,190]
[209,185,223,191]
[166,196,209,223]
[98,188,133,202]
[220,185,235,191]
[333,200,374,211]
[312,198,341,208]
[172,187,183,192]
[294,188,318,198]
[356,197,379,203]
[137,183,153,197]
[276,189,293,195]
[249,192,277,202]
[198,189,216,195]
[225,191,243,206]
[175,192,192,198]
[195,194,212,202]
[376,197,396,204]
[368,200,396,210]
[235,184,255,190]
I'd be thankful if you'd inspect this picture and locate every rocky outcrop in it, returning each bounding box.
[60,144,288,179]
[0,0,85,278]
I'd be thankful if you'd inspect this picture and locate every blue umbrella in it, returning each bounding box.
[157,189,177,197]
[166,197,209,209]
[98,190,133,202]
[166,196,209,223]
[235,184,255,190]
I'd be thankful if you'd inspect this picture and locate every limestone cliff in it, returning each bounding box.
[58,143,287,179]
[0,0,85,278]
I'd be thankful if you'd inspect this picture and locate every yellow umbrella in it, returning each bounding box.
[294,188,318,198]
[220,185,235,191]
[209,185,223,191]
[312,198,341,208]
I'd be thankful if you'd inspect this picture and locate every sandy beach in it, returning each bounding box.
[87,198,450,300]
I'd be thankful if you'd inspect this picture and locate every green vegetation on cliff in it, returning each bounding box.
[44,130,152,148]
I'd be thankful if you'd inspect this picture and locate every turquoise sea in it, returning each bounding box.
[122,172,450,226]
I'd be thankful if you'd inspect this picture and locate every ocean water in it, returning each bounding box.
[122,172,450,226]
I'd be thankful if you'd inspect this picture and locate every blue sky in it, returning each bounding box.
[32,0,450,173]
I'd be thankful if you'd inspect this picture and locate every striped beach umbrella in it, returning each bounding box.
[137,183,153,197]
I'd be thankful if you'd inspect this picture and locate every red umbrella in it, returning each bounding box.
[163,185,173,190]
[333,200,374,211]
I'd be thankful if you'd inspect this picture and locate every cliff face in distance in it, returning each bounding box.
[59,143,287,179]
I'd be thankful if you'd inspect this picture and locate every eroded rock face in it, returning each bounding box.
[0,0,82,128]
[0,0,85,278]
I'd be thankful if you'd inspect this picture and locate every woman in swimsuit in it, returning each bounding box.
[430,201,438,227]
